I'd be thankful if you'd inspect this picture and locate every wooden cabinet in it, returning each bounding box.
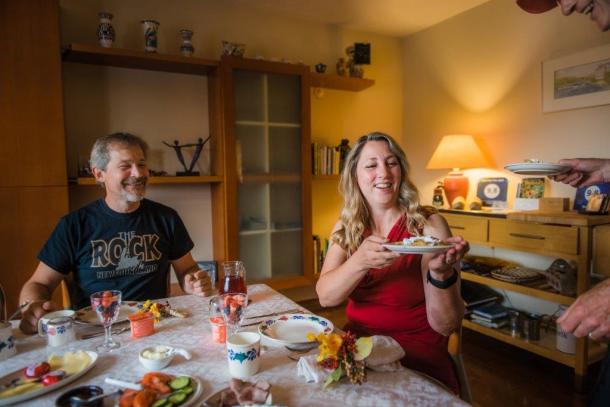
[0,0,69,314]
[220,56,313,290]
[441,209,610,389]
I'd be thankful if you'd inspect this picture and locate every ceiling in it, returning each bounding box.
[232,0,492,37]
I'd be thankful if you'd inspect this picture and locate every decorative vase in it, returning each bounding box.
[179,29,194,57]
[141,20,160,53]
[96,12,115,48]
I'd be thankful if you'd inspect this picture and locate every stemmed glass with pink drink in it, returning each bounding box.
[219,293,248,338]
[90,290,122,352]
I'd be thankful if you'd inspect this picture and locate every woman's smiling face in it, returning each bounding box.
[356,140,402,209]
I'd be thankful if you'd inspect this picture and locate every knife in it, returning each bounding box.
[243,308,302,320]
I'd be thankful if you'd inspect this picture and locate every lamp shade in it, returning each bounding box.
[426,134,489,170]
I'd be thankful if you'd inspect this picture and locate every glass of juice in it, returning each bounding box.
[219,261,247,295]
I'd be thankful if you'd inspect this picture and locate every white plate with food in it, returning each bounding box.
[504,162,570,176]
[117,373,202,407]
[383,236,454,254]
[202,386,272,406]
[0,351,97,406]
[258,314,333,349]
[76,301,139,325]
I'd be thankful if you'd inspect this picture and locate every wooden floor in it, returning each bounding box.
[298,299,601,407]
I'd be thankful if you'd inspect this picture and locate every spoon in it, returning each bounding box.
[70,389,122,405]
[5,301,30,323]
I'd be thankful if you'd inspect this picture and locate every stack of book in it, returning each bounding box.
[470,303,509,329]
[461,280,501,315]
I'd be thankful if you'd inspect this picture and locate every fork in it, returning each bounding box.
[81,325,130,340]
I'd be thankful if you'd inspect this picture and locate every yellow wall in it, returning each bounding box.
[402,0,610,206]
[59,0,404,257]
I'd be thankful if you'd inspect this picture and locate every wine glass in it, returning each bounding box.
[90,290,122,352]
[219,292,248,339]
[219,261,247,295]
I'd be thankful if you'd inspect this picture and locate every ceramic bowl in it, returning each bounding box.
[138,345,191,370]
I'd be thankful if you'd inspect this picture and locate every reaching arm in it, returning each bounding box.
[171,252,213,297]
[316,221,401,307]
[18,262,64,334]
[420,214,468,336]
[551,158,610,188]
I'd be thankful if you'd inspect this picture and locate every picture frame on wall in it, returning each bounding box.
[542,44,610,113]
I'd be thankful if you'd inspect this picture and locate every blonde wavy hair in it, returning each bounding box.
[332,132,435,253]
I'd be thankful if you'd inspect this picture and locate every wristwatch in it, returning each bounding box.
[427,269,458,289]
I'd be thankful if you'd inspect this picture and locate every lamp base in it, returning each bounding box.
[443,172,469,208]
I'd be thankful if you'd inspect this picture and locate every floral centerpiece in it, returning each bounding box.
[307,331,372,388]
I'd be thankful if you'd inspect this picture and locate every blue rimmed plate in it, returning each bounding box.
[258,314,333,348]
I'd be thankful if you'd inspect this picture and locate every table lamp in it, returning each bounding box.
[426,134,489,207]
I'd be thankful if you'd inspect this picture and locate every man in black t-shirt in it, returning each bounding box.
[19,133,213,333]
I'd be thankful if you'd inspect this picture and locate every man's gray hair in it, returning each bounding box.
[90,132,149,171]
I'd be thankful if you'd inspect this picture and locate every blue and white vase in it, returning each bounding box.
[96,12,115,48]
[141,20,160,53]
[179,29,194,57]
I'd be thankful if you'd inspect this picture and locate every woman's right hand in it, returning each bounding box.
[351,235,401,271]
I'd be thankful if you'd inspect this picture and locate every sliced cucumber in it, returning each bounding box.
[179,386,193,395]
[151,399,168,407]
[168,391,187,405]
[169,376,190,390]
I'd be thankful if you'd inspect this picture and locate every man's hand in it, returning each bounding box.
[550,158,610,188]
[19,300,58,334]
[184,270,214,297]
[557,279,610,340]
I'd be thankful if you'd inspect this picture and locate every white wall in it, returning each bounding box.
[402,0,610,207]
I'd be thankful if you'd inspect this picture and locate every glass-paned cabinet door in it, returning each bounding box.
[233,69,303,281]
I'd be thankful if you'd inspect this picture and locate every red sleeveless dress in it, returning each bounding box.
[344,215,459,394]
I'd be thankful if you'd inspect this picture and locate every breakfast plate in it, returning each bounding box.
[202,386,272,407]
[113,374,202,407]
[0,351,97,406]
[504,162,570,176]
[76,302,139,325]
[259,314,333,349]
[382,242,455,254]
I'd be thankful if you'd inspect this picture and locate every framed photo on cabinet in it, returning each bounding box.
[542,44,610,112]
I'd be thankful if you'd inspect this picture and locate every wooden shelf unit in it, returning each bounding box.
[309,72,374,91]
[62,43,217,75]
[461,272,575,305]
[72,176,223,185]
[441,209,610,389]
[463,320,607,367]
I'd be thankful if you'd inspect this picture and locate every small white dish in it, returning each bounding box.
[504,162,570,176]
[138,345,191,370]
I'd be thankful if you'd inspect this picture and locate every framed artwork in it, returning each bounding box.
[542,44,610,112]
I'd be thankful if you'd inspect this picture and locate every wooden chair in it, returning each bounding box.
[448,326,473,403]
[60,280,71,309]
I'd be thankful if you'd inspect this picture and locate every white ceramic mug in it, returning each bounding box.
[45,316,76,347]
[226,332,261,379]
[0,322,17,361]
[38,310,76,337]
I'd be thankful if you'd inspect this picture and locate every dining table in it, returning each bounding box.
[1,284,469,406]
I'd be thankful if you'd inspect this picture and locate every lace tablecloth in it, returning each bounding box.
[1,284,468,406]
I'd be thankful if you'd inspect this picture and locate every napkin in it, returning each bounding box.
[297,335,405,383]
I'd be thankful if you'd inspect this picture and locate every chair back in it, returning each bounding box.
[0,283,6,321]
[448,326,473,403]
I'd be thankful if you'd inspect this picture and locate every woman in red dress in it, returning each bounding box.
[316,132,468,394]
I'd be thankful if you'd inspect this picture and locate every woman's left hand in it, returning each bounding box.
[427,236,469,280]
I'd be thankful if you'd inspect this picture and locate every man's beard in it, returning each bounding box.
[121,176,147,202]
